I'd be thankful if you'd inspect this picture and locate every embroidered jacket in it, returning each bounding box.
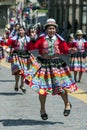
[27,34,69,57]
[7,35,30,50]
[67,38,87,52]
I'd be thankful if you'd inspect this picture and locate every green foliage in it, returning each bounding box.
[26,0,30,3]
[38,9,48,13]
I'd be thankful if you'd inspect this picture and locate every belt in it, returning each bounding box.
[12,49,30,56]
[40,54,59,59]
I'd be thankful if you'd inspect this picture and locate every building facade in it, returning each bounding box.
[0,0,26,28]
[48,0,87,34]
[0,0,16,28]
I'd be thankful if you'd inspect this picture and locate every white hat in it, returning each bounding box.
[76,30,83,35]
[44,18,58,28]
[69,33,74,38]
[5,24,10,29]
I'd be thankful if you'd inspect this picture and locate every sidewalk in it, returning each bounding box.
[0,63,87,130]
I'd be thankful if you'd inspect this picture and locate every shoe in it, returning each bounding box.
[74,79,77,83]
[78,80,80,83]
[20,86,26,94]
[40,112,48,120]
[14,86,18,91]
[63,103,72,116]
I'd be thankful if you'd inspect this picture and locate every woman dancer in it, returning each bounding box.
[7,26,31,93]
[70,30,87,82]
[24,18,78,120]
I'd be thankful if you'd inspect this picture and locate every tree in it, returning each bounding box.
[26,0,31,4]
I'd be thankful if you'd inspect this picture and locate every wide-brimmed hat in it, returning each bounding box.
[44,18,58,28]
[76,30,83,35]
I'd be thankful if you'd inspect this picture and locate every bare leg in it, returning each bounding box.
[39,95,47,113]
[39,95,48,120]
[20,75,24,88]
[20,75,26,93]
[0,60,1,68]
[74,71,78,82]
[78,72,83,82]
[14,73,20,91]
[60,90,71,116]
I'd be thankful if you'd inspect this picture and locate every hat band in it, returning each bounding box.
[47,22,56,25]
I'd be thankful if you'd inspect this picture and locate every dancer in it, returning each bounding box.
[7,26,30,93]
[70,30,87,82]
[0,37,4,67]
[24,18,78,120]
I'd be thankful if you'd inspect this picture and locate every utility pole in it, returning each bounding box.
[48,0,55,18]
[65,0,69,25]
[72,0,76,33]
[79,0,83,29]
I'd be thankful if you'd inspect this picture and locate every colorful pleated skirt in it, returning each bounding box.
[11,50,31,75]
[24,56,78,95]
[70,51,87,72]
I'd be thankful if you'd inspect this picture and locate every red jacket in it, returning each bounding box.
[27,35,69,56]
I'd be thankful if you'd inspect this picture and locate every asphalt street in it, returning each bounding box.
[0,59,87,130]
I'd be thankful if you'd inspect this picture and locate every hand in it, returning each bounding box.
[69,47,77,54]
[2,34,6,40]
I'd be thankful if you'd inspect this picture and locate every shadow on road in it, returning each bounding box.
[0,92,22,96]
[74,92,87,94]
[0,119,64,126]
[0,80,15,82]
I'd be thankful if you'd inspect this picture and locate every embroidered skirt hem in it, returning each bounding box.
[24,56,78,95]
[70,51,87,72]
[0,47,4,60]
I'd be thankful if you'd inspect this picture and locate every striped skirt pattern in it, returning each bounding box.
[0,47,4,60]
[70,52,87,72]
[11,53,40,75]
[24,57,77,95]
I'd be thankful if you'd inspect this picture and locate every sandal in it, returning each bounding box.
[40,113,48,120]
[63,103,72,116]
[20,86,26,94]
